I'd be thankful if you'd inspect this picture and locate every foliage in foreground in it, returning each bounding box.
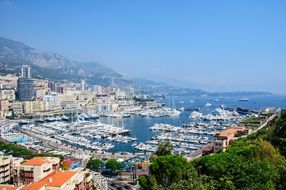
[139,110,286,190]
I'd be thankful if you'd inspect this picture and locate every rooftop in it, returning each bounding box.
[22,157,47,166]
[0,185,16,190]
[216,127,246,139]
[22,171,77,190]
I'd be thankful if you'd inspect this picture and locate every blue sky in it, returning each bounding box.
[0,0,286,93]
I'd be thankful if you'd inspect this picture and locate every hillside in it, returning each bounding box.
[139,110,286,190]
[0,37,132,87]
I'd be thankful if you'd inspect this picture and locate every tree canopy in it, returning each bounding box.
[106,159,123,171]
[155,141,173,156]
[87,158,102,170]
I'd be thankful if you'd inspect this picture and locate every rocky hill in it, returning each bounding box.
[0,37,132,87]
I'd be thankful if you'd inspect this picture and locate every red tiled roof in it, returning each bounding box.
[22,171,77,190]
[0,185,16,190]
[22,157,47,166]
[216,127,245,139]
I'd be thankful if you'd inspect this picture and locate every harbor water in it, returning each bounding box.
[100,93,286,152]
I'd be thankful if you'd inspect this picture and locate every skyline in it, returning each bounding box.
[1,0,286,93]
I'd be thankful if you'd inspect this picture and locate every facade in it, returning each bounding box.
[0,87,16,102]
[0,99,9,118]
[92,172,108,190]
[96,104,112,113]
[10,101,23,116]
[32,100,45,113]
[17,78,34,101]
[22,101,33,115]
[0,155,13,184]
[35,87,46,99]
[48,82,64,94]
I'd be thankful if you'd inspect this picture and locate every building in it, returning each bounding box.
[35,87,46,99]
[17,65,34,101]
[213,127,249,153]
[92,172,108,190]
[48,82,57,92]
[21,65,31,79]
[96,104,112,113]
[10,101,23,116]
[17,78,34,101]
[22,101,33,115]
[0,154,13,184]
[0,155,93,190]
[81,80,85,91]
[0,99,9,118]
[0,85,16,102]
[48,82,64,94]
[13,157,60,186]
[32,100,45,113]
[21,170,93,190]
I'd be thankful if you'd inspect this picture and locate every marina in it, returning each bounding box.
[1,93,286,157]
[1,108,245,156]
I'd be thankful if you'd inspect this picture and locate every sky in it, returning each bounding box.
[0,0,286,93]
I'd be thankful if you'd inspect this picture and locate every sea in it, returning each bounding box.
[100,93,286,153]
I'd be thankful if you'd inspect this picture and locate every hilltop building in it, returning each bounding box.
[213,127,249,153]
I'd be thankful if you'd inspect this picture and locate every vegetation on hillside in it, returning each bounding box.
[0,141,64,160]
[139,110,286,190]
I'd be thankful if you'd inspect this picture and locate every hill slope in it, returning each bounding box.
[0,37,132,87]
[140,110,286,190]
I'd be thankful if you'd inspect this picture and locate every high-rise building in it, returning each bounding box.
[17,78,34,101]
[81,80,85,91]
[21,65,31,78]
[48,82,56,92]
[17,65,34,101]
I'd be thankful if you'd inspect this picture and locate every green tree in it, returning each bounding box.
[106,159,123,171]
[139,154,201,189]
[155,141,173,156]
[87,158,102,170]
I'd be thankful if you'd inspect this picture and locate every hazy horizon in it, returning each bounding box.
[1,0,286,93]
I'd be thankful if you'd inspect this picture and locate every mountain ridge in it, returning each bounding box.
[0,37,134,87]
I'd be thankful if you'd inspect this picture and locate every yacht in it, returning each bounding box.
[45,117,56,122]
[88,114,100,119]
[80,113,90,120]
[238,98,249,102]
[205,102,212,107]
[18,120,31,125]
[35,118,44,123]
[62,115,70,121]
